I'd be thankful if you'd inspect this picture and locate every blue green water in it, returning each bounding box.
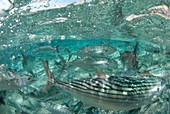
[0,0,170,114]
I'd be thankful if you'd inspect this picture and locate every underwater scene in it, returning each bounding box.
[0,0,170,114]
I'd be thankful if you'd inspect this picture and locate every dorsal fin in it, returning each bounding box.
[56,45,60,53]
[42,60,55,82]
[94,67,109,78]
[133,41,139,55]
[58,55,66,64]
[21,52,26,58]
[42,60,55,92]
[21,52,27,65]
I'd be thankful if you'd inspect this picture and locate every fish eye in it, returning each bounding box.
[28,77,32,80]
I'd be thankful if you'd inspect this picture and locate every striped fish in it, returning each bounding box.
[42,60,166,110]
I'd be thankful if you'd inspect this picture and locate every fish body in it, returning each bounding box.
[67,56,117,72]
[0,71,35,91]
[74,45,116,57]
[43,61,166,110]
[33,45,59,59]
[33,45,59,53]
[56,76,165,110]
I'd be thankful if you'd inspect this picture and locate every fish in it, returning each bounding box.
[66,45,116,61]
[0,70,35,91]
[42,60,166,110]
[32,45,60,60]
[33,45,59,53]
[66,56,118,72]
[21,52,36,77]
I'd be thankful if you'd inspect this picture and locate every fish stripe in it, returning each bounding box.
[70,80,159,96]
[71,77,159,93]
[88,78,157,91]
[72,80,153,94]
[63,81,157,102]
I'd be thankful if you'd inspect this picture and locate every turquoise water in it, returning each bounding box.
[0,0,170,114]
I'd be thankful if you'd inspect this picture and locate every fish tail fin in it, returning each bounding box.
[54,60,62,69]
[29,70,36,77]
[58,55,67,76]
[21,52,36,77]
[21,52,27,64]
[134,41,139,55]
[65,48,72,61]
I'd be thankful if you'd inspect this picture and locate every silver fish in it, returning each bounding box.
[42,60,166,110]
[33,45,59,60]
[0,71,35,91]
[33,45,59,53]
[67,56,117,72]
[67,45,116,60]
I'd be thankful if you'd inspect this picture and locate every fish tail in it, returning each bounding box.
[54,60,62,69]
[58,55,67,76]
[21,52,36,77]
[21,52,27,65]
[65,48,72,61]
[29,70,36,77]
